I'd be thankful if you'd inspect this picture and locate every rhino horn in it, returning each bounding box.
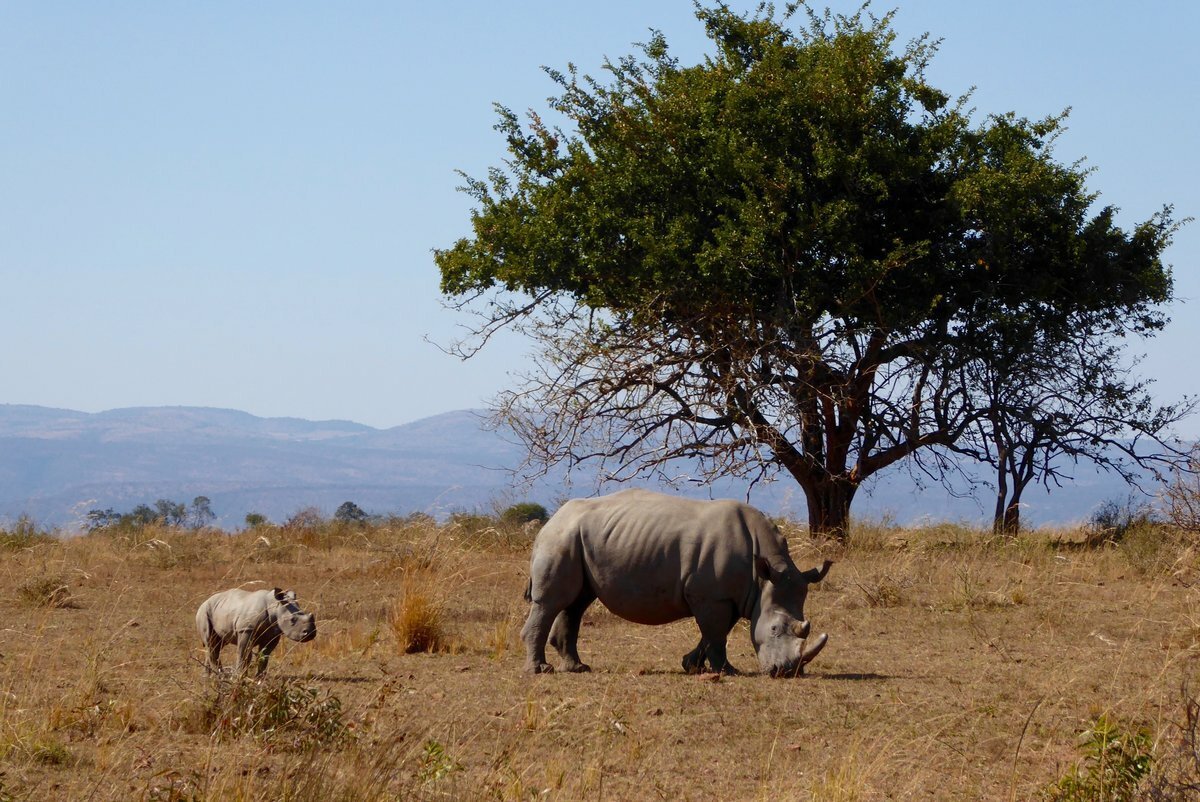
[799,633,828,666]
[800,559,833,584]
[791,620,811,638]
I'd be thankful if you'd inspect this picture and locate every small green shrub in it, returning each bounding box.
[1045,714,1152,801]
[418,739,461,783]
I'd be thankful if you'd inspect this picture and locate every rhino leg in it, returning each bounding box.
[234,631,255,677]
[681,641,707,674]
[521,603,559,674]
[204,635,223,675]
[523,546,591,674]
[547,587,596,673]
[688,599,740,675]
[255,631,281,677]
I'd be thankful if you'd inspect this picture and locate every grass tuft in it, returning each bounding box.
[17,575,77,608]
[390,585,447,654]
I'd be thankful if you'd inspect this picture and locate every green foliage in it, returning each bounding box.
[128,504,158,527]
[154,498,187,526]
[244,512,269,528]
[417,739,461,783]
[435,2,1179,538]
[84,508,120,531]
[87,499,203,532]
[189,496,215,529]
[1045,714,1153,801]
[500,502,549,526]
[334,500,369,524]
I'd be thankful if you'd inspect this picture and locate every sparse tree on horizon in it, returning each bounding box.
[334,501,369,524]
[190,496,215,529]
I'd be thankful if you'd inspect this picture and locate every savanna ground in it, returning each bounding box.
[2,510,1199,800]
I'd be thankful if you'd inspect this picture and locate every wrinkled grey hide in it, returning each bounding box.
[196,587,316,676]
[522,489,831,677]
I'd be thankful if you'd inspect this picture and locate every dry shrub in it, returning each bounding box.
[17,575,77,608]
[1161,449,1200,535]
[178,676,351,751]
[1,729,72,768]
[0,515,57,550]
[486,609,521,660]
[390,584,446,654]
[1117,521,1180,576]
[1143,684,1200,800]
[857,575,907,608]
[47,696,135,737]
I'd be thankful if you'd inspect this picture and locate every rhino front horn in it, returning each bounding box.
[800,633,828,666]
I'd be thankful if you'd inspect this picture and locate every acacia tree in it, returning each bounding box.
[957,329,1191,535]
[435,4,1179,537]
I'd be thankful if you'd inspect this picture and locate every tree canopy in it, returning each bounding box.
[435,3,1183,536]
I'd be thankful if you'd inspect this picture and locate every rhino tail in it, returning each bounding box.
[523,577,532,603]
[196,602,212,642]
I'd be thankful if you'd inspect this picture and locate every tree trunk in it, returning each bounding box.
[992,485,1009,537]
[803,478,857,540]
[1002,497,1022,536]
[994,476,1028,537]
[992,436,1011,537]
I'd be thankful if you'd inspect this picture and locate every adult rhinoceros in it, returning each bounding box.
[521,489,830,677]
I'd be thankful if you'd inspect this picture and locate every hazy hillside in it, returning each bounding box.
[0,403,1141,530]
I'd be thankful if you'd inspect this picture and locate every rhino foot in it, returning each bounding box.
[526,662,555,674]
[562,661,591,673]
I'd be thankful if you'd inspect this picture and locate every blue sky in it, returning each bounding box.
[3,2,1196,433]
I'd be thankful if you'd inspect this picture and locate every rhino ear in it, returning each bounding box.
[272,587,289,601]
[754,556,771,582]
[755,556,787,583]
[800,559,833,584]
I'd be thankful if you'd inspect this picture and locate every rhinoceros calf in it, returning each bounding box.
[522,489,831,677]
[196,587,316,676]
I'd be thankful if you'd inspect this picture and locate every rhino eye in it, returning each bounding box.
[769,623,780,635]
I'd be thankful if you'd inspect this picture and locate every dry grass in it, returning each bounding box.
[0,515,1198,800]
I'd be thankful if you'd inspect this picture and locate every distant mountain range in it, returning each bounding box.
[0,403,1145,530]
